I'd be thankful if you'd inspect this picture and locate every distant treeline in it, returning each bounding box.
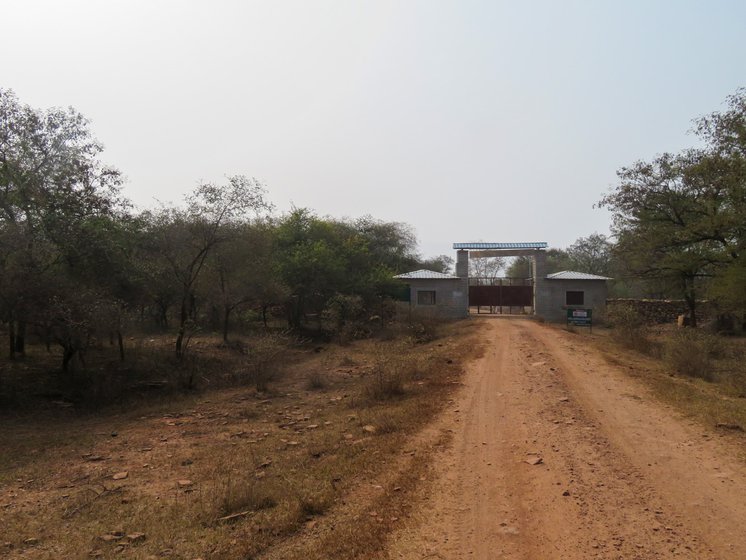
[0,89,450,368]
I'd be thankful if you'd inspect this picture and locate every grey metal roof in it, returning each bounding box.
[452,242,548,250]
[546,270,612,281]
[394,269,460,280]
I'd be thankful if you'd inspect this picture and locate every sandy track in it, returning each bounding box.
[386,318,746,559]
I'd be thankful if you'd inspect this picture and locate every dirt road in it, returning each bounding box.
[386,318,746,559]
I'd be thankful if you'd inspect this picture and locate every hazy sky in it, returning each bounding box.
[3,1,744,258]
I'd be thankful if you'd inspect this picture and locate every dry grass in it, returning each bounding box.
[594,326,746,439]
[0,319,480,559]
[661,328,722,381]
[606,305,658,356]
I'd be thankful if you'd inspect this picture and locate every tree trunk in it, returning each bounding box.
[62,346,76,373]
[684,293,697,328]
[222,305,231,343]
[175,297,188,356]
[8,321,16,360]
[287,296,302,330]
[262,305,269,329]
[157,303,169,330]
[117,330,125,362]
[14,321,25,356]
[189,293,197,321]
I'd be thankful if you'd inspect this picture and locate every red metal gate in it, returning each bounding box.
[468,280,533,310]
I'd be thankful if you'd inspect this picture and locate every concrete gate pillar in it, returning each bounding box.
[456,250,469,316]
[532,250,549,318]
[456,250,469,279]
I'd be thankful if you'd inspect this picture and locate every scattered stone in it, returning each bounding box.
[181,459,193,466]
[23,538,39,546]
[287,441,300,446]
[558,397,570,403]
[126,533,146,543]
[100,534,122,542]
[307,424,319,429]
[84,454,105,462]
[362,425,377,434]
[218,510,252,524]
[562,490,571,496]
[177,480,193,488]
[524,456,544,466]
[112,472,129,480]
[715,422,744,432]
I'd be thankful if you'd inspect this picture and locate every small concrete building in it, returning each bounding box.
[538,270,612,323]
[393,269,468,318]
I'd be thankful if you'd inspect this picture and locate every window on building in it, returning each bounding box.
[566,290,584,306]
[417,290,436,305]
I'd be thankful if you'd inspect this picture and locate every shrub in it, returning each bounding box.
[607,305,654,355]
[364,352,406,401]
[407,309,443,343]
[306,371,327,390]
[243,332,290,391]
[217,477,279,517]
[297,482,334,516]
[663,328,721,380]
[321,295,367,343]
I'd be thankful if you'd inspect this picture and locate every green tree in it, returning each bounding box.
[205,220,286,341]
[275,209,417,330]
[566,233,613,276]
[505,249,572,278]
[600,89,746,324]
[0,89,123,358]
[146,176,271,355]
[419,254,454,274]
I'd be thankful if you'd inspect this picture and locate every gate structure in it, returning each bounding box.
[469,278,533,314]
[454,242,549,316]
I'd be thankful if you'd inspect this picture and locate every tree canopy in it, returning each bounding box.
[0,89,447,366]
[600,88,746,324]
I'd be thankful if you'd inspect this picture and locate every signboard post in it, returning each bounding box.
[566,308,592,332]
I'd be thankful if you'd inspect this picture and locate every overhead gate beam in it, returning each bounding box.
[469,249,543,258]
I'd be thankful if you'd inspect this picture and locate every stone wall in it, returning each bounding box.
[606,298,714,325]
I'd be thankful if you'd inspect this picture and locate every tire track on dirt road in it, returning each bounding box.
[386,318,746,559]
